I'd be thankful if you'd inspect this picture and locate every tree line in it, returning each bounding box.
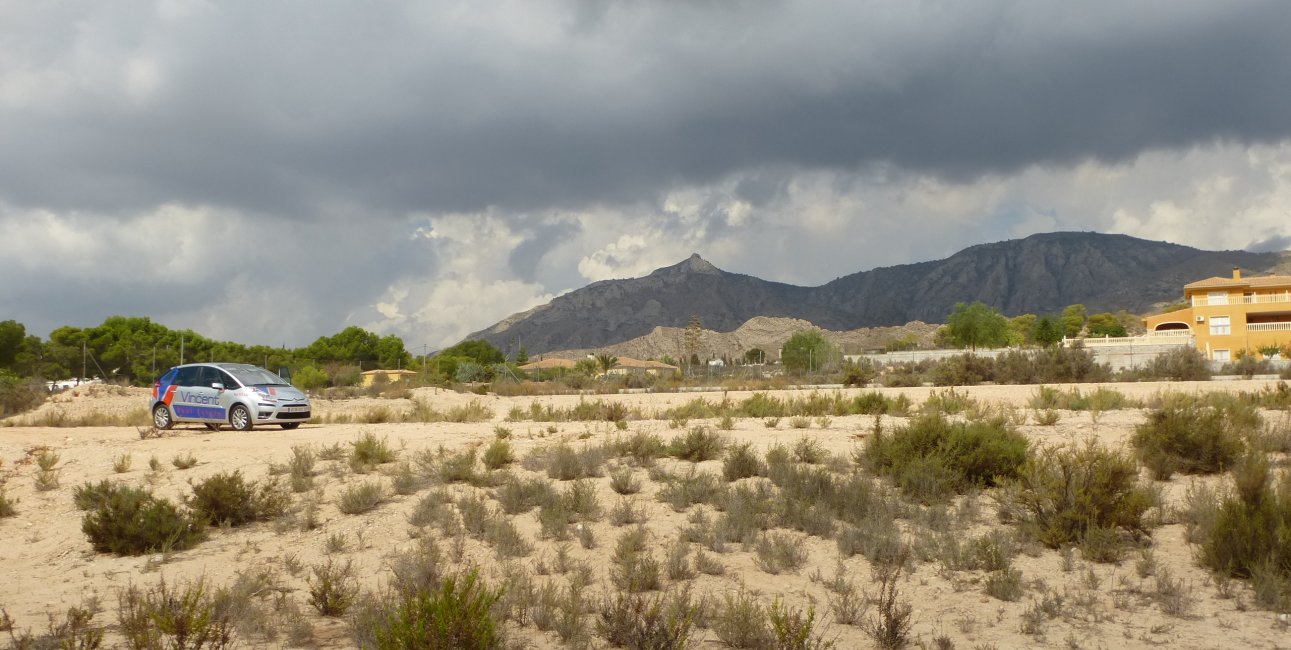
[0,317,413,387]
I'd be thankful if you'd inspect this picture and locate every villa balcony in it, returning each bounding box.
[1248,322,1291,332]
[1191,291,1291,307]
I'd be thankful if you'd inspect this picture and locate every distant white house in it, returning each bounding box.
[46,378,103,392]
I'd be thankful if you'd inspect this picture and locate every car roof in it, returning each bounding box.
[170,362,259,370]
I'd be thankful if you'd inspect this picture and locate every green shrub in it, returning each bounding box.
[494,474,555,514]
[793,437,827,464]
[351,432,398,467]
[722,443,765,481]
[1188,451,1291,608]
[754,531,809,574]
[544,443,606,481]
[1132,398,1251,479]
[919,388,977,416]
[597,590,697,650]
[929,353,993,386]
[287,445,316,492]
[984,567,1025,601]
[371,569,502,649]
[740,393,785,418]
[711,590,773,648]
[9,603,105,650]
[609,466,642,495]
[667,426,725,462]
[656,466,725,512]
[82,484,205,555]
[866,567,913,649]
[612,527,662,592]
[1136,346,1211,381]
[1223,354,1272,379]
[863,413,1029,501]
[0,371,45,418]
[188,471,289,526]
[117,576,235,650]
[338,481,386,515]
[481,439,514,471]
[0,487,15,518]
[73,479,118,511]
[309,559,358,617]
[851,392,910,416]
[563,479,603,522]
[609,430,667,465]
[999,440,1153,555]
[768,598,835,650]
[439,448,478,483]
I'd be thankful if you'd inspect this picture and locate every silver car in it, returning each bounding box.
[150,363,311,431]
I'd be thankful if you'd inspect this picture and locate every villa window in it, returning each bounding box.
[1210,316,1230,336]
[1208,290,1229,306]
[1213,349,1231,362]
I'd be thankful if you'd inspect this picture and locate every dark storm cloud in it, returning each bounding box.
[3,1,1289,218]
[1246,233,1291,253]
[508,219,582,282]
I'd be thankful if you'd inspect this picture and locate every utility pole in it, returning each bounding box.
[180,334,185,365]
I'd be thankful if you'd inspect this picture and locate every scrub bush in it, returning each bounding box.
[82,484,205,555]
[863,413,1029,502]
[597,590,698,650]
[722,443,764,481]
[998,440,1154,558]
[668,426,726,462]
[188,471,290,526]
[1186,451,1291,609]
[369,569,503,650]
[1132,396,1253,479]
[117,576,235,650]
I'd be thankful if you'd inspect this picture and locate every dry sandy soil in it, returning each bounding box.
[1,381,1289,648]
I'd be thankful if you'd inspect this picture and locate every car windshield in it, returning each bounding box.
[225,366,290,387]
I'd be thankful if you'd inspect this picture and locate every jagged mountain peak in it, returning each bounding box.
[465,232,1289,356]
[653,253,722,276]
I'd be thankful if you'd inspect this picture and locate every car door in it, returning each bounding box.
[214,368,243,419]
[172,366,226,422]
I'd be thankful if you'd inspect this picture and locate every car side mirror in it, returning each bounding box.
[212,382,225,391]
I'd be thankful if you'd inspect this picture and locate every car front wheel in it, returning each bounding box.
[152,404,173,430]
[229,404,253,431]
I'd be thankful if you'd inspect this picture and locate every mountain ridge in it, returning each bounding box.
[466,232,1289,356]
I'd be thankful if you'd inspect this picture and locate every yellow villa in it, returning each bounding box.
[1144,267,1291,361]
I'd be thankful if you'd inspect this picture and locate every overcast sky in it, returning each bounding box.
[4,1,1291,351]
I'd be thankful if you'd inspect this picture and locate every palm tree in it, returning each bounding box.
[595,353,619,375]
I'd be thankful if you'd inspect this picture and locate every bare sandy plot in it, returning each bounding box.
[0,380,1288,648]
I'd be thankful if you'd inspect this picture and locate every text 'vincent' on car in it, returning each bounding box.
[150,363,311,431]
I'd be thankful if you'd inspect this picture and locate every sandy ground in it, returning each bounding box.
[1,380,1289,648]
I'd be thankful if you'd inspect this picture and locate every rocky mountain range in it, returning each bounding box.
[467,232,1290,356]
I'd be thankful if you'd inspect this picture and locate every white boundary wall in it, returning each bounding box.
[846,334,1199,372]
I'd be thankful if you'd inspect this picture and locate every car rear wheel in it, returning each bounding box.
[229,404,253,431]
[152,404,173,430]
[280,423,300,430]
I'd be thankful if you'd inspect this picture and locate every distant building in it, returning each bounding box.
[1143,267,1291,361]
[606,357,680,376]
[360,369,419,387]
